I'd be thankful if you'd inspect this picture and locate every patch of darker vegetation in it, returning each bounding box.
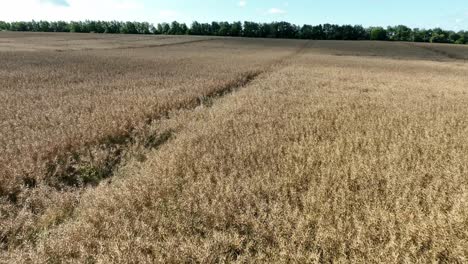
[0,69,266,253]
[145,130,173,149]
[199,71,262,107]
[32,71,263,191]
[114,38,218,51]
[44,130,174,190]
[45,147,123,189]
[407,43,467,61]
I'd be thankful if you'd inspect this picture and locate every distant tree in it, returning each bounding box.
[311,25,324,39]
[230,21,242,36]
[132,22,150,34]
[300,24,313,39]
[94,21,106,33]
[85,20,97,33]
[149,24,158,34]
[276,21,298,38]
[454,37,466,44]
[120,22,137,34]
[386,26,396,40]
[10,21,30,31]
[323,24,340,40]
[299,25,326,39]
[430,28,450,43]
[243,21,260,37]
[412,28,430,42]
[1,19,466,44]
[341,25,355,40]
[69,21,83,33]
[395,25,412,41]
[463,31,468,41]
[218,22,231,36]
[200,23,212,35]
[189,21,202,35]
[49,21,69,32]
[0,21,10,31]
[386,25,412,41]
[370,27,387,40]
[168,21,181,34]
[430,33,448,43]
[104,21,121,34]
[157,23,170,34]
[180,23,188,34]
[449,32,461,43]
[353,25,368,40]
[211,22,221,35]
[456,31,467,44]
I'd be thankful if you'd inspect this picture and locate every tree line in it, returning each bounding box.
[0,20,466,44]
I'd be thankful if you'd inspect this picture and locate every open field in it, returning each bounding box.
[1,32,468,263]
[0,32,217,51]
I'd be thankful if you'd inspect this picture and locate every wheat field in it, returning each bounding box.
[1,33,468,263]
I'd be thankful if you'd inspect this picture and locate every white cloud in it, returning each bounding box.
[0,0,187,24]
[40,0,69,6]
[267,8,286,14]
[239,0,246,7]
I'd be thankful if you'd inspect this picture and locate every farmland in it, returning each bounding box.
[1,32,468,263]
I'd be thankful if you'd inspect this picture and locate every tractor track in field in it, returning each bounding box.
[0,40,311,251]
[69,37,220,52]
[52,38,218,52]
[404,42,467,62]
[42,40,311,191]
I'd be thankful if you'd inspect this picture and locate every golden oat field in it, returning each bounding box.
[1,32,468,263]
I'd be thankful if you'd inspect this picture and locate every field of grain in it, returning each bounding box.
[1,32,468,263]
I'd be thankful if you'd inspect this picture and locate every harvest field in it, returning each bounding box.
[1,32,468,263]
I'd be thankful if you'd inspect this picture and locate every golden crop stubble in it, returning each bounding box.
[10,44,468,263]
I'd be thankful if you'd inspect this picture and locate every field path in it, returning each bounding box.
[9,42,468,263]
[0,37,309,256]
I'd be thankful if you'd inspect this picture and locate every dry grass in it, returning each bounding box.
[1,33,468,263]
[0,32,216,51]
[407,42,468,60]
[0,33,304,252]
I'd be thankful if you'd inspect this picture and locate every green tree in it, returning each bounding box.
[430,28,449,43]
[430,33,448,43]
[180,23,188,34]
[454,37,466,44]
[10,21,30,31]
[157,23,170,34]
[218,22,231,36]
[69,21,83,33]
[323,24,339,40]
[200,23,212,35]
[300,24,313,39]
[412,28,430,42]
[449,32,461,43]
[230,21,242,36]
[243,21,260,37]
[168,21,181,34]
[0,21,10,31]
[341,25,355,40]
[103,21,121,34]
[370,27,387,40]
[189,21,202,35]
[50,21,69,32]
[211,22,221,35]
[311,25,324,39]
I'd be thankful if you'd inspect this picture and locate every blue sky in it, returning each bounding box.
[2,0,467,30]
